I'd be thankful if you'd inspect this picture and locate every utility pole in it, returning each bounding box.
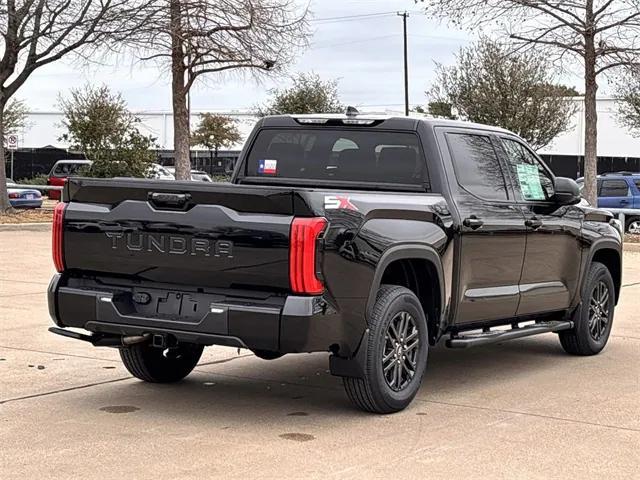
[398,11,410,116]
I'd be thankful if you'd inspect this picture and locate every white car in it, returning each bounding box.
[148,164,175,180]
[164,167,212,182]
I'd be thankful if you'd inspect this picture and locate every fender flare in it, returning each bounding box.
[583,239,623,303]
[365,244,446,322]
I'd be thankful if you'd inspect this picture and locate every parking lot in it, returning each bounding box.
[1,228,639,479]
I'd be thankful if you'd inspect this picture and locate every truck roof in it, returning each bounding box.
[264,114,515,136]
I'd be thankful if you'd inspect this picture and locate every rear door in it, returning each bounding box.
[634,179,640,208]
[438,129,526,325]
[598,178,632,209]
[497,136,582,316]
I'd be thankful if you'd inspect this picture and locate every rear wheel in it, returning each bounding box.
[343,285,428,414]
[120,342,204,383]
[559,262,615,356]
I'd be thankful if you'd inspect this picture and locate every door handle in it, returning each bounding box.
[463,216,484,230]
[620,200,629,205]
[148,192,192,210]
[525,217,543,230]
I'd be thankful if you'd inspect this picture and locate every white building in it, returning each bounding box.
[13,97,640,156]
[8,97,640,179]
[539,97,640,159]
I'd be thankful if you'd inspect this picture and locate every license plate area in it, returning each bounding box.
[113,289,227,325]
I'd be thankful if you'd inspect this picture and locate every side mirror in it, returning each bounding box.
[553,177,581,205]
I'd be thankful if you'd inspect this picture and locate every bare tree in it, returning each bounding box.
[0,0,158,213]
[420,0,640,205]
[127,1,308,181]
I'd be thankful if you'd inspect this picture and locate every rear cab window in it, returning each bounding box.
[240,128,431,191]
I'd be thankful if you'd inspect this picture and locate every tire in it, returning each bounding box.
[343,285,429,414]
[559,262,615,356]
[119,342,204,383]
[627,218,640,235]
[252,349,284,360]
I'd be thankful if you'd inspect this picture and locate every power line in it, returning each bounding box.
[309,11,398,23]
[310,34,399,50]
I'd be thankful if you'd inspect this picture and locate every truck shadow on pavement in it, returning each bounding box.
[72,335,577,422]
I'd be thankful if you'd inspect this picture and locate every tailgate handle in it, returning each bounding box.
[148,192,192,210]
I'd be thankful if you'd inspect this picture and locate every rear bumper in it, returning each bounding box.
[48,274,355,354]
[10,198,42,208]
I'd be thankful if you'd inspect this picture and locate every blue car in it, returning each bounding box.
[577,172,640,234]
[6,178,43,209]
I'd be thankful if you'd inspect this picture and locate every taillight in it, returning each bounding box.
[52,202,66,272]
[289,217,327,295]
[8,192,19,199]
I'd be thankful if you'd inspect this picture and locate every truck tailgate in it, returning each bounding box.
[63,178,299,290]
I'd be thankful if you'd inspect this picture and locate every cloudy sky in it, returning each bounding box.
[17,0,586,113]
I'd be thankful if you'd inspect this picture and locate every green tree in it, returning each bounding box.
[616,69,640,137]
[427,101,457,120]
[258,73,344,116]
[429,40,576,150]
[2,99,28,136]
[59,85,157,178]
[191,114,242,165]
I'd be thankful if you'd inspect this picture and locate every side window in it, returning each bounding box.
[446,133,508,200]
[501,138,554,201]
[633,179,640,191]
[600,180,630,197]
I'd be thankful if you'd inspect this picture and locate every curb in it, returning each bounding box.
[624,243,640,253]
[0,222,52,232]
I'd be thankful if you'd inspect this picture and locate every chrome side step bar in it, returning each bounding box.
[445,321,573,349]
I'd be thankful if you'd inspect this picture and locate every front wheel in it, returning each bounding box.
[559,262,615,356]
[343,285,429,414]
[120,342,204,383]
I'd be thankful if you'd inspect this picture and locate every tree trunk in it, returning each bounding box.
[0,100,14,214]
[170,0,191,181]
[582,4,599,207]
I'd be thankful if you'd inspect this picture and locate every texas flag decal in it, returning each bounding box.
[258,159,277,175]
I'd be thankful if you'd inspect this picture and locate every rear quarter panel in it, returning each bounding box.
[298,190,454,352]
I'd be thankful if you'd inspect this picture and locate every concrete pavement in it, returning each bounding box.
[1,230,639,479]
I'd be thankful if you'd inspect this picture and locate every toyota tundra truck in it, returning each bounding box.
[48,113,623,413]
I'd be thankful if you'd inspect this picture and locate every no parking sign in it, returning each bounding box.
[6,134,18,150]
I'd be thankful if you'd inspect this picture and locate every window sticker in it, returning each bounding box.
[258,159,277,175]
[516,164,546,201]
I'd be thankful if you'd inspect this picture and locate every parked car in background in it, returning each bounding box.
[148,163,175,180]
[577,172,640,233]
[6,178,43,209]
[47,160,92,200]
[190,170,213,182]
[165,167,212,182]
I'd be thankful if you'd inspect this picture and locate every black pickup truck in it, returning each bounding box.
[48,113,623,413]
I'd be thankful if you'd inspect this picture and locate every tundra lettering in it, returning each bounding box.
[105,232,233,258]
